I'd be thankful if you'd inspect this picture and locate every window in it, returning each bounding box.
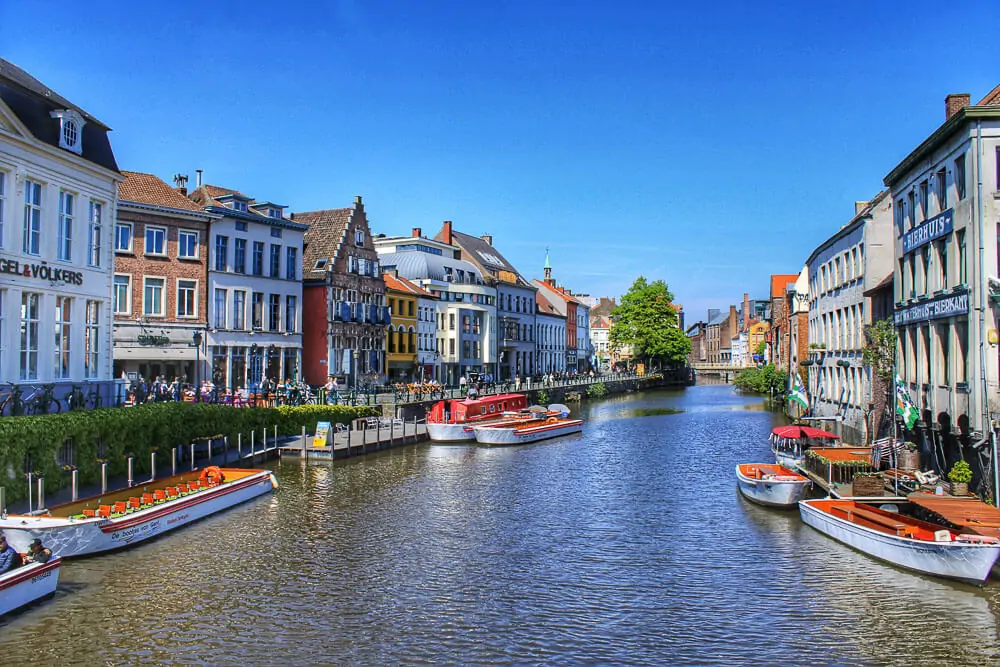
[252,293,264,329]
[938,323,951,385]
[113,275,131,314]
[235,221,248,232]
[935,168,947,211]
[20,292,40,380]
[145,225,166,256]
[286,247,297,280]
[234,238,247,273]
[144,278,165,316]
[268,294,281,331]
[178,230,199,259]
[921,245,931,295]
[270,227,282,238]
[907,191,916,229]
[936,238,948,291]
[908,257,916,299]
[84,300,100,379]
[252,242,264,276]
[955,319,968,383]
[269,209,282,220]
[285,295,297,333]
[215,235,229,271]
[115,222,133,252]
[233,200,248,212]
[955,154,967,200]
[997,147,1000,191]
[23,180,41,255]
[355,229,365,246]
[957,230,967,284]
[0,289,5,376]
[313,259,328,272]
[270,244,281,277]
[54,296,71,379]
[88,201,102,267]
[177,279,197,318]
[0,172,5,249]
[407,300,414,317]
[214,288,227,329]
[232,291,246,330]
[58,191,74,261]
[919,181,929,220]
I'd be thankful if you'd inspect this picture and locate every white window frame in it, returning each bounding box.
[176,278,199,319]
[143,276,167,317]
[178,229,199,260]
[84,299,100,379]
[285,294,297,333]
[214,288,228,329]
[20,292,40,381]
[144,225,167,257]
[232,290,246,331]
[0,288,5,377]
[0,171,6,250]
[233,200,248,212]
[54,296,72,379]
[115,222,133,253]
[88,200,103,267]
[270,227,282,237]
[23,179,41,256]
[57,191,75,262]
[113,274,132,315]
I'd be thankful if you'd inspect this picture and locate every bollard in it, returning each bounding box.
[150,451,157,482]
[237,433,243,460]
[413,416,417,443]
[37,476,45,510]
[224,436,229,464]
[71,469,79,502]
[0,487,5,519]
[101,462,108,494]
[274,425,278,452]
[172,447,177,476]
[127,456,135,488]
[390,417,394,447]
[362,422,367,450]
[190,443,196,471]
[251,431,255,464]
[301,426,307,459]
[26,472,33,515]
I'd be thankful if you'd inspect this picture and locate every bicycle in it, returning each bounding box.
[66,385,87,411]
[0,383,28,416]
[28,383,62,415]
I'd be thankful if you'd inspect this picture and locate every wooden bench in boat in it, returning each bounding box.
[831,505,914,537]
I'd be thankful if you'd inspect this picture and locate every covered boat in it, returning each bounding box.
[770,425,840,468]
[426,393,528,441]
[0,559,61,616]
[735,463,811,508]
[472,405,583,445]
[0,467,277,558]
[799,499,1000,584]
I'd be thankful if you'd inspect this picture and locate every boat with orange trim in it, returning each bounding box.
[0,467,277,558]
[735,463,811,508]
[799,498,1000,584]
[0,559,61,616]
[472,404,583,445]
[426,393,529,441]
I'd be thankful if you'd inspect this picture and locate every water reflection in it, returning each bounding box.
[1,386,998,666]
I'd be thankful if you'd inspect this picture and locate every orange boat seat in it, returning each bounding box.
[129,497,141,508]
[142,493,155,505]
[154,490,166,502]
[83,509,96,517]
[189,481,201,490]
[98,505,112,518]
[178,483,189,494]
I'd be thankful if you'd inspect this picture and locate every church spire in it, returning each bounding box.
[543,248,553,284]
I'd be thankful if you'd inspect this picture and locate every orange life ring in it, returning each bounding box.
[199,466,225,485]
[546,417,558,424]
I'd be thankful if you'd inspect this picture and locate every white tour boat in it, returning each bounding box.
[770,425,840,468]
[426,393,528,441]
[735,463,812,508]
[0,559,61,616]
[0,467,277,558]
[472,404,582,445]
[799,499,1000,584]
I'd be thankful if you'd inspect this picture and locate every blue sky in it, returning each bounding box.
[4,1,1000,319]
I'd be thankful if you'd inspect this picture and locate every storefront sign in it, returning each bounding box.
[0,257,84,285]
[137,334,170,346]
[894,289,969,326]
[902,209,953,254]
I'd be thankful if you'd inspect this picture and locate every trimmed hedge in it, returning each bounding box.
[0,403,377,504]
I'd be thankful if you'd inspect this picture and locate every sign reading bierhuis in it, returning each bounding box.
[0,257,84,285]
[894,288,969,326]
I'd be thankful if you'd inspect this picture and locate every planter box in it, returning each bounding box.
[852,476,884,497]
[897,449,920,471]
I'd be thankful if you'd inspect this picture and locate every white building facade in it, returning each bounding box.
[0,59,122,411]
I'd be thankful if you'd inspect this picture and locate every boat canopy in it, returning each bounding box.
[771,425,839,440]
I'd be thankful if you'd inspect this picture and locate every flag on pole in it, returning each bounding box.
[895,373,919,429]
[788,373,808,410]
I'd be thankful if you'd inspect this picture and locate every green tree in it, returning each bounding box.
[609,277,691,368]
[733,364,785,395]
[754,340,766,357]
[862,318,897,382]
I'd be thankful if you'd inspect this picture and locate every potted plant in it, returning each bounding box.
[852,471,884,497]
[947,460,973,496]
[897,442,920,471]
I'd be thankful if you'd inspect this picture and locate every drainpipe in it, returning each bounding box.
[974,120,997,502]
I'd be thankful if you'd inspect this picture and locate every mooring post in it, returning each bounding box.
[274,425,278,452]
[237,433,243,460]
[26,472,33,515]
[224,435,229,464]
[390,416,394,448]
[101,462,108,494]
[71,469,79,502]
[302,426,307,459]
[0,487,6,519]
[150,451,157,482]
[127,455,135,488]
[172,446,177,476]
[251,430,255,464]
[190,443,196,471]
[36,475,45,511]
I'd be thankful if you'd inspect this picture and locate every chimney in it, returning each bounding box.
[195,169,203,187]
[481,233,493,246]
[412,227,421,238]
[854,201,869,215]
[945,93,970,120]
[442,221,453,245]
[355,195,363,207]
[173,173,189,196]
[742,293,750,331]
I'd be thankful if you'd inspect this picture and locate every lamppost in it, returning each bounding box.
[352,349,359,397]
[192,330,203,402]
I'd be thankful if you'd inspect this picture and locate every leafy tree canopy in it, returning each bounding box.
[609,276,691,367]
[862,318,897,381]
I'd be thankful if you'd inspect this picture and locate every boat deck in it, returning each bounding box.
[908,493,1000,540]
[808,499,954,540]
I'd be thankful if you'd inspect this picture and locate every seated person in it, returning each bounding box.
[24,538,52,563]
[0,535,23,573]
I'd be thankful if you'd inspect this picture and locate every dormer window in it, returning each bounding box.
[233,201,248,212]
[269,208,281,219]
[49,109,86,155]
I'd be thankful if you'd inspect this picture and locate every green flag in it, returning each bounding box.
[895,373,919,429]
[788,372,808,410]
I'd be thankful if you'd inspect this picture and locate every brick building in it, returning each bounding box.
[113,172,216,383]
[767,274,799,371]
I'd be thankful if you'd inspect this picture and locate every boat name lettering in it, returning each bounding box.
[30,571,52,584]
[111,519,161,543]
[166,513,190,526]
[0,257,84,285]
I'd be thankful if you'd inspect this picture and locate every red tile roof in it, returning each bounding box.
[536,290,565,317]
[384,272,434,298]
[118,171,207,212]
[976,84,1000,106]
[188,184,250,207]
[292,207,354,279]
[770,274,799,300]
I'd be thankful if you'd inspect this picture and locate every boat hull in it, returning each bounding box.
[735,466,811,508]
[799,500,1000,584]
[0,559,61,616]
[426,422,476,442]
[473,420,583,445]
[0,471,277,558]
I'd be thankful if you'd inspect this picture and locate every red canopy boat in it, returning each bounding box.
[771,425,840,440]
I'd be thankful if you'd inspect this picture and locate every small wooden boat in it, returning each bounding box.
[0,467,278,558]
[426,393,528,441]
[472,404,582,445]
[770,425,840,468]
[0,559,61,616]
[799,498,1000,584]
[735,464,811,508]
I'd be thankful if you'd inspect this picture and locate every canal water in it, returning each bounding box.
[2,385,1000,666]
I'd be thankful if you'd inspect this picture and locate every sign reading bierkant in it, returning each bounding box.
[902,209,952,254]
[0,257,84,285]
[894,288,969,326]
